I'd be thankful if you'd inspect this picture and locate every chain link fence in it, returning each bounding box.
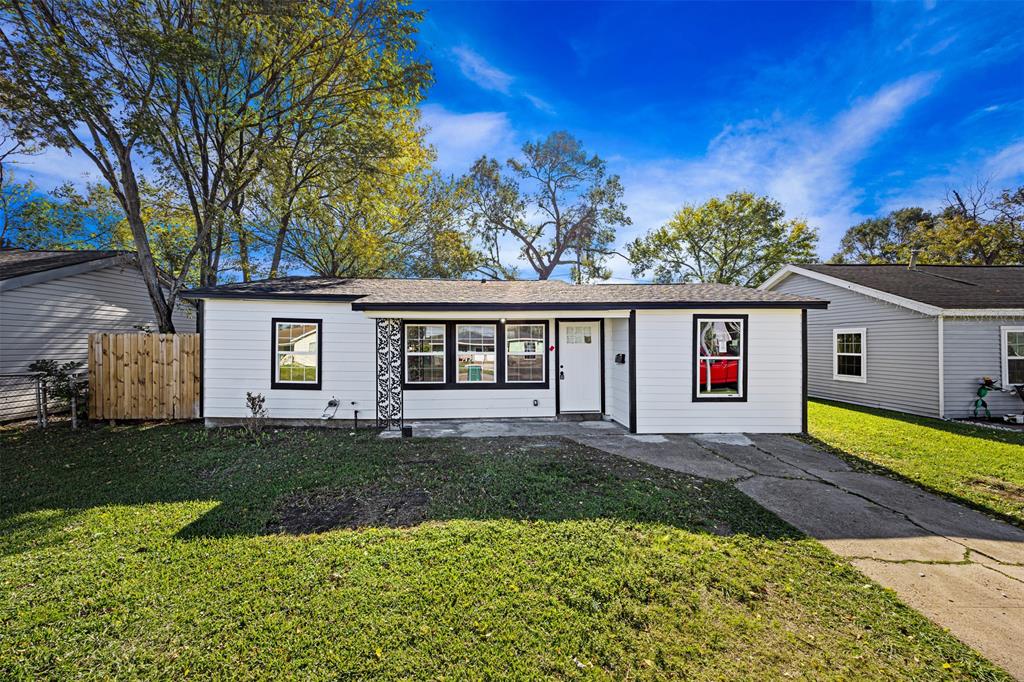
[0,370,89,428]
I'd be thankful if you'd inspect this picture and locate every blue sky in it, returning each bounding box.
[417,0,1024,278]
[11,1,1024,280]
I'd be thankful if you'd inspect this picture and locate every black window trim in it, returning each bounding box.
[270,317,323,391]
[402,319,550,390]
[691,313,748,403]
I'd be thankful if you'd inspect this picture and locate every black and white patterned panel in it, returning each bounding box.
[375,318,403,429]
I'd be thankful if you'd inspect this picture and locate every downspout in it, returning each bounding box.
[937,314,945,419]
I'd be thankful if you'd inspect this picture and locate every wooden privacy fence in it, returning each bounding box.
[89,332,200,420]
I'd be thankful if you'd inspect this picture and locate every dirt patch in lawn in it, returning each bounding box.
[968,477,1024,504]
[265,487,430,534]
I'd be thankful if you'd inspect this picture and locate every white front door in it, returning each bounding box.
[558,321,601,413]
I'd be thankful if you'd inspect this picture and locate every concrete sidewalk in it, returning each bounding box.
[392,420,1024,678]
[570,429,1024,679]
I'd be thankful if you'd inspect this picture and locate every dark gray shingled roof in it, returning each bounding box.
[0,249,129,280]
[184,276,827,310]
[796,264,1024,309]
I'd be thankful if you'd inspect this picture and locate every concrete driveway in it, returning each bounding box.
[393,419,1024,678]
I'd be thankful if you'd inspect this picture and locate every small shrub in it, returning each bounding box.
[242,391,269,443]
[27,359,88,418]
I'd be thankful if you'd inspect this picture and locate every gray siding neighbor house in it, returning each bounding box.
[0,249,193,421]
[761,264,1024,420]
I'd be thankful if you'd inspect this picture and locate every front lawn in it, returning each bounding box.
[0,423,1007,680]
[808,400,1024,526]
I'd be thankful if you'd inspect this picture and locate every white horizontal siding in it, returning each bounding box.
[772,273,940,418]
[0,263,192,420]
[634,308,803,434]
[202,301,557,420]
[942,316,1024,419]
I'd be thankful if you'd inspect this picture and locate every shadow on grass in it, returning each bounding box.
[0,421,802,555]
[806,399,1024,530]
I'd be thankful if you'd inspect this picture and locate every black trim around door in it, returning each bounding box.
[691,313,749,403]
[555,318,606,415]
[628,310,637,433]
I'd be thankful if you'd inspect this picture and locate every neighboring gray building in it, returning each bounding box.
[0,249,193,421]
[761,264,1024,420]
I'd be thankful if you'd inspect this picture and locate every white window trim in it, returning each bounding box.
[833,327,867,383]
[505,323,546,384]
[695,317,745,399]
[455,323,497,384]
[274,321,320,385]
[1001,326,1024,387]
[405,323,446,384]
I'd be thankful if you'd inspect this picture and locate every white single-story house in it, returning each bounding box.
[184,277,827,433]
[761,263,1024,420]
[0,248,194,421]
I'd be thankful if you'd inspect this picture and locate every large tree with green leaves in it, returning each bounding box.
[829,207,935,264]
[628,191,818,286]
[0,0,430,330]
[464,131,630,282]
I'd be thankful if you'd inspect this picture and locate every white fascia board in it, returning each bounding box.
[365,309,632,320]
[940,308,1024,318]
[0,254,134,292]
[760,265,942,316]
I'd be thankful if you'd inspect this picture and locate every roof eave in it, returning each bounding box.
[0,253,135,292]
[761,265,941,316]
[181,290,365,302]
[351,300,828,311]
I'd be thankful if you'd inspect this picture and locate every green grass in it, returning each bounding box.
[0,422,1008,680]
[808,400,1024,526]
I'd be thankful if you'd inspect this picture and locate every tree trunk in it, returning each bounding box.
[269,209,292,278]
[121,169,176,333]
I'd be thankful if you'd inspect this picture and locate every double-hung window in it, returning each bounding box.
[1002,327,1024,386]
[694,316,746,400]
[833,328,866,383]
[405,324,446,384]
[506,323,546,383]
[272,319,321,389]
[456,324,497,383]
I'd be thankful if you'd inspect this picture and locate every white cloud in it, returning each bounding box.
[7,145,103,189]
[984,139,1024,181]
[451,46,514,95]
[420,104,518,173]
[616,72,939,263]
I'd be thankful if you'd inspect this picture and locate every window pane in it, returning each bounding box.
[696,358,740,395]
[406,325,445,353]
[836,355,863,377]
[458,353,496,382]
[507,324,545,353]
[1009,359,1024,385]
[837,333,861,354]
[566,325,592,344]
[408,355,444,383]
[507,354,543,382]
[277,323,317,352]
[1008,332,1024,358]
[699,320,741,358]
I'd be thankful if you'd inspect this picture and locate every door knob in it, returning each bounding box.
[559,371,565,380]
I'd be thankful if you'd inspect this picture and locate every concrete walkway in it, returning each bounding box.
[393,420,1024,678]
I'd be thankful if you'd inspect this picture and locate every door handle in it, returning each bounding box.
[559,371,565,380]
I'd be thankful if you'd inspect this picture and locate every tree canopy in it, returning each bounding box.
[463,131,630,282]
[628,191,818,287]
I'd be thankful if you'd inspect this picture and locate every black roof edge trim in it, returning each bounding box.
[351,301,829,311]
[181,290,365,302]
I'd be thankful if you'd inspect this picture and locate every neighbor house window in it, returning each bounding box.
[506,323,546,383]
[833,328,867,383]
[694,316,746,400]
[272,319,321,389]
[456,324,497,383]
[1003,327,1024,386]
[405,324,446,384]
